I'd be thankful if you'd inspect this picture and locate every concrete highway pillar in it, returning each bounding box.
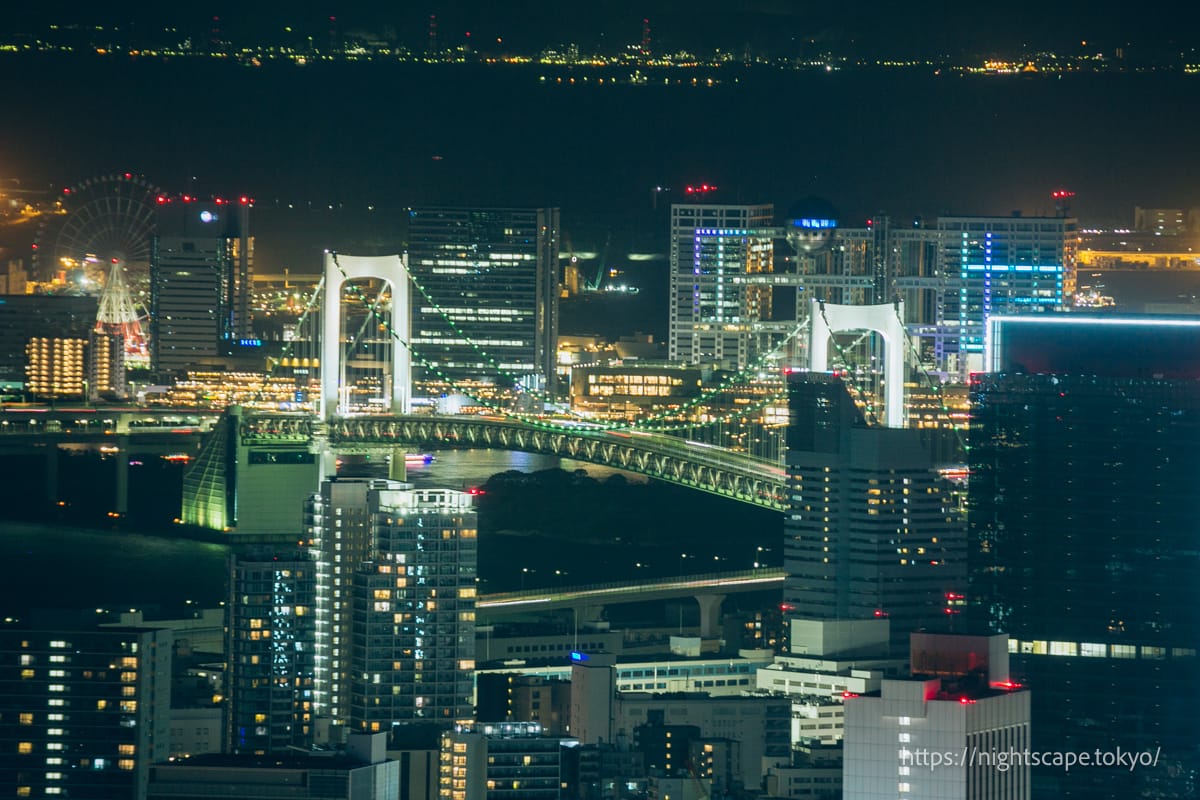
[389,446,408,482]
[695,594,727,639]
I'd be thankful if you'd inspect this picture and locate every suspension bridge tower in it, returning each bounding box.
[808,298,906,427]
[320,253,412,419]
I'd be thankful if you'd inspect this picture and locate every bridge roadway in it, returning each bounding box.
[240,413,790,512]
[477,567,786,637]
[477,567,786,615]
[0,408,791,512]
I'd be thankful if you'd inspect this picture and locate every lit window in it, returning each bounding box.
[17,742,33,754]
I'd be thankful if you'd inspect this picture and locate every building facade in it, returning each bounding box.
[349,488,477,729]
[668,202,775,370]
[936,215,1076,377]
[150,200,252,372]
[227,549,316,754]
[843,672,1030,798]
[783,372,966,654]
[309,479,477,738]
[0,296,96,387]
[407,208,560,398]
[439,722,577,800]
[0,626,171,800]
[25,337,86,398]
[969,315,1200,799]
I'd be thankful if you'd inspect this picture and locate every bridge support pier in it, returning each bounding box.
[113,436,129,515]
[695,593,726,639]
[388,446,409,482]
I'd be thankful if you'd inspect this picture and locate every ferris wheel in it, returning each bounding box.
[34,172,163,290]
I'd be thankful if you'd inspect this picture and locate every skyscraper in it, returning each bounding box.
[150,199,252,372]
[308,479,477,739]
[969,315,1200,799]
[407,208,559,398]
[227,548,315,754]
[349,487,477,729]
[668,202,774,369]
[937,214,1076,377]
[783,372,965,654]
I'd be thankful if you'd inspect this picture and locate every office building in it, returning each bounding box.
[150,198,252,372]
[227,549,316,754]
[969,315,1200,799]
[843,633,1030,800]
[668,202,774,370]
[783,372,966,655]
[937,214,1076,377]
[0,295,96,387]
[0,626,172,800]
[407,208,559,397]
[439,722,577,800]
[308,479,477,737]
[147,732,398,800]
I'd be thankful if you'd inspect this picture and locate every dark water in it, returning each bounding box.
[2,56,1198,271]
[0,448,781,613]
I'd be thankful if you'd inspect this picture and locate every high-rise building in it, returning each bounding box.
[150,199,252,372]
[227,548,316,754]
[668,202,774,370]
[0,625,172,800]
[349,487,477,729]
[88,329,127,400]
[308,479,477,738]
[783,372,966,654]
[843,633,1030,800]
[407,208,559,397]
[936,214,1076,377]
[969,315,1200,799]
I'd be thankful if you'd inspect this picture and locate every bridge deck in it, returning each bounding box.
[478,567,786,614]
